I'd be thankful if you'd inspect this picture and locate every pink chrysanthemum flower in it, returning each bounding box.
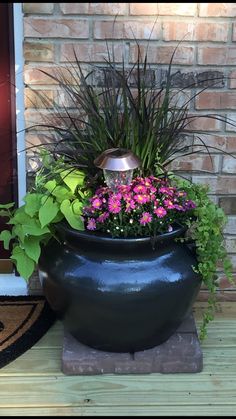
[159,187,174,196]
[143,178,152,187]
[92,198,102,209]
[150,186,157,193]
[118,185,131,194]
[125,199,136,213]
[176,190,187,197]
[123,193,132,202]
[184,200,196,209]
[154,206,167,218]
[87,218,96,230]
[108,198,121,214]
[134,194,148,204]
[140,212,152,225]
[163,199,175,209]
[174,204,185,212]
[133,184,147,194]
[97,212,110,223]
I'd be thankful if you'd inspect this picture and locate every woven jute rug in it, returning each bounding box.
[0,296,56,369]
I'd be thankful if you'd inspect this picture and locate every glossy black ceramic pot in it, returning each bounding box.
[38,222,202,353]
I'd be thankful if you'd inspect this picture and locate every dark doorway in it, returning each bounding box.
[0,3,18,271]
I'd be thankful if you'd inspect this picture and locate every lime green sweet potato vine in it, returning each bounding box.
[0,152,90,280]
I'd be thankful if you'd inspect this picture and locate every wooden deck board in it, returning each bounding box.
[0,302,235,415]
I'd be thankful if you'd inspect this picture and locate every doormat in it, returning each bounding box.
[0,295,56,369]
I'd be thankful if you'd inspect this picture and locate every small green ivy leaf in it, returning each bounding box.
[0,230,12,249]
[10,246,35,280]
[8,206,28,225]
[0,202,15,209]
[39,196,59,228]
[24,193,43,217]
[72,199,83,215]
[59,169,85,193]
[44,179,57,193]
[21,220,50,236]
[12,224,25,243]
[60,199,84,230]
[0,210,11,217]
[24,236,41,263]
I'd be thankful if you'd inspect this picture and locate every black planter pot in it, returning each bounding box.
[38,222,202,353]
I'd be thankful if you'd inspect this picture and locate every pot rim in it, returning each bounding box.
[55,221,187,245]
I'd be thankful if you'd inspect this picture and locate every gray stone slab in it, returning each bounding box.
[62,314,203,375]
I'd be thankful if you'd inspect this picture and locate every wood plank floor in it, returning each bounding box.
[0,302,236,416]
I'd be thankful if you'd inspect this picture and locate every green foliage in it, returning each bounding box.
[174,178,234,341]
[0,151,89,280]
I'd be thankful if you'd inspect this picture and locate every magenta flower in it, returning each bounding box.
[154,206,167,218]
[108,198,121,214]
[97,212,110,223]
[134,194,148,204]
[133,184,147,194]
[140,212,152,225]
[150,186,157,193]
[163,199,175,209]
[87,218,96,230]
[143,178,152,187]
[118,185,131,194]
[176,190,187,197]
[123,193,132,202]
[125,199,136,213]
[184,200,196,209]
[92,198,102,209]
[112,193,122,200]
[159,187,174,196]
[174,204,185,212]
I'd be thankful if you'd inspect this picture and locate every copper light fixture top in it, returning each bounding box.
[94,148,141,171]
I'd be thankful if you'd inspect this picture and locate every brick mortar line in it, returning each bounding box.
[23,36,236,46]
[24,63,236,77]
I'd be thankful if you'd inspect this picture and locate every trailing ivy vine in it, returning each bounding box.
[174,178,234,340]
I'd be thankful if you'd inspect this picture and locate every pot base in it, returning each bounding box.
[62,312,203,375]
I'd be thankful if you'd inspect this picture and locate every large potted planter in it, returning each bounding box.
[0,37,235,350]
[38,221,201,352]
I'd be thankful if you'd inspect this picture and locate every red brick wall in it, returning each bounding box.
[23,3,236,298]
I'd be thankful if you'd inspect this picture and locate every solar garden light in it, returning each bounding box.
[94,148,141,192]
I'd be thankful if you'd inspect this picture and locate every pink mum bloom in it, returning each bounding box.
[123,193,132,202]
[163,199,175,209]
[118,185,131,194]
[125,199,136,213]
[176,190,187,197]
[92,198,102,209]
[108,198,121,214]
[143,178,152,187]
[154,206,167,218]
[184,200,196,209]
[150,186,157,193]
[134,194,148,204]
[153,199,160,207]
[159,187,174,196]
[111,193,122,200]
[96,187,109,196]
[97,212,110,223]
[87,218,96,230]
[140,212,152,225]
[174,204,185,212]
[133,184,147,194]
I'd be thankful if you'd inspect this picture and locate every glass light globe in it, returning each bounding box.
[94,148,141,192]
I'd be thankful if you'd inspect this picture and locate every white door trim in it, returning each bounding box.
[0,3,27,295]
